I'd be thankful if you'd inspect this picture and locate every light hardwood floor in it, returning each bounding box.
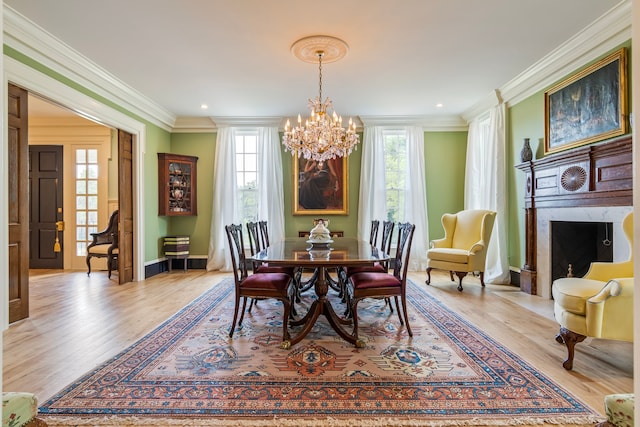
[3,269,633,423]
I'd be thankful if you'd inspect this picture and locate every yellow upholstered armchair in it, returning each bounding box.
[552,212,633,370]
[426,209,496,292]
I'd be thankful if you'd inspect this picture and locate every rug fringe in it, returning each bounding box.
[40,414,604,427]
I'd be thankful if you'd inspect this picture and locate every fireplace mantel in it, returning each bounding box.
[515,134,632,295]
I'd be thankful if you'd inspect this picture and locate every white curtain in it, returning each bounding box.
[358,125,429,271]
[257,127,285,243]
[464,104,510,284]
[206,126,285,271]
[207,127,237,271]
[357,127,387,241]
[405,126,429,271]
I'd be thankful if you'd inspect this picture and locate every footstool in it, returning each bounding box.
[2,392,47,427]
[597,393,634,427]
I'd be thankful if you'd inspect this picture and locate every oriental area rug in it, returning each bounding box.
[40,278,599,426]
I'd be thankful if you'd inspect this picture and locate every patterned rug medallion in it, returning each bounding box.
[40,278,599,426]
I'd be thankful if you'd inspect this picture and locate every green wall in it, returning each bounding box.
[425,132,467,239]
[167,133,217,256]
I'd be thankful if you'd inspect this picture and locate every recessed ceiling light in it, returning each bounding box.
[200,104,208,109]
[436,103,443,108]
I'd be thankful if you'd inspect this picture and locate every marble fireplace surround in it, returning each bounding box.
[515,135,632,299]
[536,206,632,299]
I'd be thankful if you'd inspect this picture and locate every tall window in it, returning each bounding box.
[383,130,407,223]
[75,148,99,256]
[235,130,259,231]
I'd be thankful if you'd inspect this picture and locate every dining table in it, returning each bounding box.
[252,237,389,349]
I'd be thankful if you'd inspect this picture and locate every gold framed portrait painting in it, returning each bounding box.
[293,157,348,215]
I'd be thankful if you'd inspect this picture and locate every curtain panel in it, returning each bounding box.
[464,105,510,284]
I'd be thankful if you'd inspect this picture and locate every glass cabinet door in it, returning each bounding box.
[158,153,198,216]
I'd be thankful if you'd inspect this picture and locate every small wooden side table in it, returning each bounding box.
[164,235,190,272]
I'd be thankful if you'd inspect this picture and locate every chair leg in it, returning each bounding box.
[479,271,486,287]
[401,294,413,337]
[556,327,586,370]
[393,296,403,325]
[229,294,241,338]
[454,272,467,292]
[86,255,92,276]
[238,297,249,328]
[425,267,432,285]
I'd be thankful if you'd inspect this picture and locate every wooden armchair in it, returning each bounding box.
[86,210,119,278]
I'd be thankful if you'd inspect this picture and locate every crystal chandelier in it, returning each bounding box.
[283,36,359,165]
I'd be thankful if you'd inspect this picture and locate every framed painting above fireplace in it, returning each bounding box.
[544,48,628,155]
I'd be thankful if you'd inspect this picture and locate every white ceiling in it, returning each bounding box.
[6,0,624,126]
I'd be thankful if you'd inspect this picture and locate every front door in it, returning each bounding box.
[8,83,29,323]
[29,145,64,269]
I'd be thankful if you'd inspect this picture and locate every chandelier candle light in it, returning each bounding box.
[283,36,359,165]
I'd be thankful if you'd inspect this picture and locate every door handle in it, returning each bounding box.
[56,221,65,231]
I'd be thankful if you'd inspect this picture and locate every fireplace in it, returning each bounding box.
[535,207,631,299]
[516,135,632,299]
[551,220,613,281]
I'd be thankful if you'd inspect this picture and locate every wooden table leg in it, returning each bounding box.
[283,267,363,349]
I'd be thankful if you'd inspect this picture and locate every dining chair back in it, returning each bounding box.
[347,222,416,343]
[246,221,264,255]
[379,220,395,272]
[225,224,293,343]
[258,220,270,247]
[369,220,380,246]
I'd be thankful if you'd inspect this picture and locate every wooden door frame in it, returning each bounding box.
[4,58,145,284]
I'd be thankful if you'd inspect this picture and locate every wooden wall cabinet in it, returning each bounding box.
[158,153,198,216]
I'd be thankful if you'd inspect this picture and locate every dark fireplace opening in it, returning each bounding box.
[551,221,613,282]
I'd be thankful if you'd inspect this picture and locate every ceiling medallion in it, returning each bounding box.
[283,36,359,165]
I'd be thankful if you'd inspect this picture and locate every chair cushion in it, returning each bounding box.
[256,265,294,276]
[552,278,609,315]
[88,244,112,255]
[426,248,469,264]
[346,264,385,276]
[241,272,291,290]
[350,272,401,290]
[2,392,38,427]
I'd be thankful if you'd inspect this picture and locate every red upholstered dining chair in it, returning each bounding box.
[345,220,394,277]
[225,224,294,342]
[246,221,297,313]
[347,222,416,344]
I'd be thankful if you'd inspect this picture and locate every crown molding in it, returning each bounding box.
[211,116,284,128]
[3,5,176,132]
[359,115,468,131]
[172,117,217,133]
[462,0,632,122]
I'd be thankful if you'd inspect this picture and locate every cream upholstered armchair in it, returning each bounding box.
[426,209,496,292]
[552,212,633,371]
